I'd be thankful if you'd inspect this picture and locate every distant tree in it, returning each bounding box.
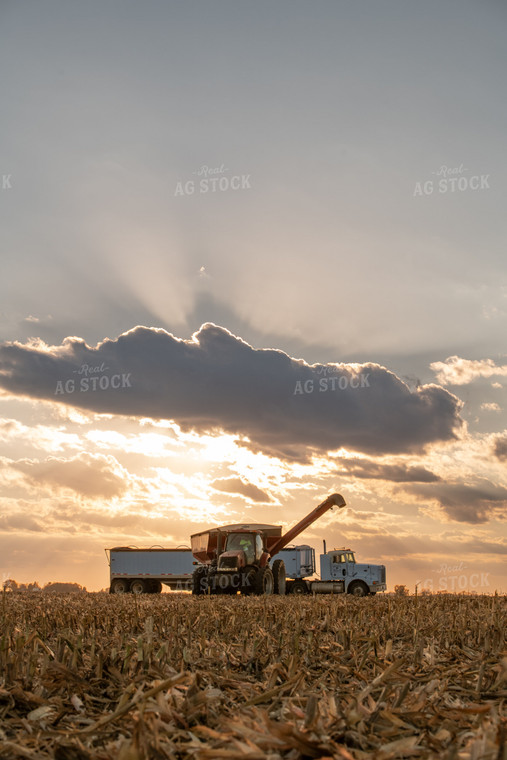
[3,579,86,593]
[43,582,87,593]
[394,584,409,597]
[15,581,42,592]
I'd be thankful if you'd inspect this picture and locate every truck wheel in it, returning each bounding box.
[348,581,369,597]
[149,581,162,593]
[110,579,129,594]
[130,579,147,594]
[290,579,308,595]
[271,560,286,595]
[192,567,208,596]
[253,567,274,596]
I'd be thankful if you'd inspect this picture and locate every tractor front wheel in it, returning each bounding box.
[192,567,208,595]
[253,566,274,596]
[241,567,257,595]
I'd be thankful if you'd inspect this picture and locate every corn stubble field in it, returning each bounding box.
[0,593,506,760]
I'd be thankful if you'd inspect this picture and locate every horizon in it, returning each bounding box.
[0,1,506,595]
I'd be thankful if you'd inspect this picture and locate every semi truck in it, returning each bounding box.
[107,546,201,594]
[190,493,347,595]
[273,543,386,596]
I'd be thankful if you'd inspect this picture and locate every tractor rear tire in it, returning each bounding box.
[192,567,208,596]
[253,566,274,596]
[271,560,286,595]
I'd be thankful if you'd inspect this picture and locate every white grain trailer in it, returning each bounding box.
[106,547,202,594]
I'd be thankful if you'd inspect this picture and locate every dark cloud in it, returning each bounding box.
[492,434,507,462]
[211,477,272,502]
[11,453,127,499]
[400,480,507,524]
[335,457,440,482]
[0,324,464,462]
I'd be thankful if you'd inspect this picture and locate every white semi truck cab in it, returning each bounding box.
[270,545,386,596]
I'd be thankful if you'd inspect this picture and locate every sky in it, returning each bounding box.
[0,0,506,593]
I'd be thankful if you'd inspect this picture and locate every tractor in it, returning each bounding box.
[190,493,346,595]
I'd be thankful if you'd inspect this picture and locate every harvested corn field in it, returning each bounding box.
[0,593,506,760]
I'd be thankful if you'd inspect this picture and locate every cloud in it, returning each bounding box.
[480,402,501,412]
[335,525,507,560]
[400,480,507,524]
[430,355,507,385]
[10,453,128,499]
[0,418,82,452]
[211,477,272,502]
[0,419,20,437]
[492,434,507,462]
[0,512,44,532]
[0,324,464,462]
[334,457,441,483]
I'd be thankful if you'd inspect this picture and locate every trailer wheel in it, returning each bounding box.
[348,581,369,597]
[271,560,286,595]
[253,566,274,596]
[110,579,129,594]
[130,579,147,594]
[149,581,162,594]
[290,579,308,595]
[192,567,208,596]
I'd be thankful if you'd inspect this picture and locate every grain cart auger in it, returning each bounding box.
[190,493,346,596]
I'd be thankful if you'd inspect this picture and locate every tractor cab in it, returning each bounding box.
[218,531,267,570]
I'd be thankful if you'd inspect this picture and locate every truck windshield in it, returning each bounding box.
[333,553,356,563]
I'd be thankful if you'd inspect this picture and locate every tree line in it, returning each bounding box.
[2,579,87,593]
